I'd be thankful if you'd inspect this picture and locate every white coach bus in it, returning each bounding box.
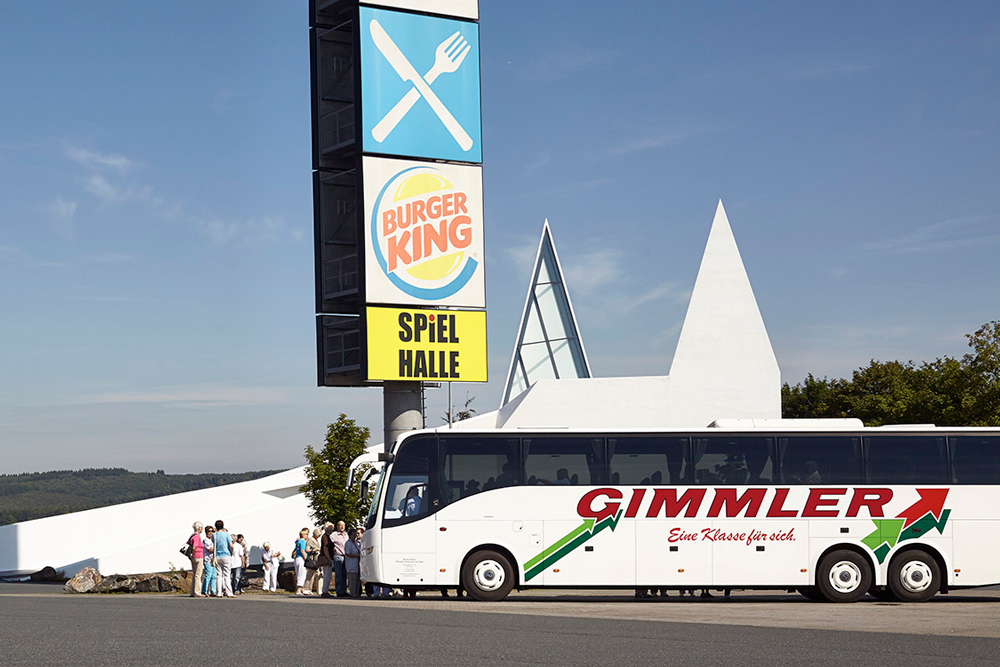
[359,420,1000,602]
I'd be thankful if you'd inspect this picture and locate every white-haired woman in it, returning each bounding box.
[188,521,206,597]
[261,541,281,592]
[303,528,322,594]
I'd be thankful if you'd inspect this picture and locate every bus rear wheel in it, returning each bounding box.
[887,550,940,602]
[817,550,871,603]
[461,550,514,602]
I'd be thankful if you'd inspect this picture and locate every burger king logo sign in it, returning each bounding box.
[364,156,485,307]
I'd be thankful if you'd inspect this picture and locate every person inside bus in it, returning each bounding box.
[463,479,480,496]
[401,486,422,517]
[537,468,571,485]
[799,460,822,484]
[716,453,749,485]
[494,462,518,488]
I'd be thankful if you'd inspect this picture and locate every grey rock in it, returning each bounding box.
[64,567,103,593]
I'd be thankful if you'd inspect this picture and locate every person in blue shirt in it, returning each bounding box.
[293,528,309,595]
[213,520,234,598]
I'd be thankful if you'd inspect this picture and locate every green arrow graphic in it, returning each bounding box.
[524,518,594,571]
[898,509,951,544]
[861,518,905,551]
[524,511,622,582]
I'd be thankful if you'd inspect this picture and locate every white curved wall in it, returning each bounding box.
[0,467,313,578]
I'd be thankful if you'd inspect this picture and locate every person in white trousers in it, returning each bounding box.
[261,542,281,592]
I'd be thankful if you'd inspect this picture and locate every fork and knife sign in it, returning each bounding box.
[369,19,474,151]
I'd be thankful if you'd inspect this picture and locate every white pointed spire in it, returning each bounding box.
[501,219,592,406]
[667,200,781,425]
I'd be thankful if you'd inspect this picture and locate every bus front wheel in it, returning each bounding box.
[887,550,940,602]
[816,550,871,603]
[461,550,514,602]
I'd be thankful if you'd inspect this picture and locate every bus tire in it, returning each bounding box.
[816,550,871,603]
[887,550,940,602]
[461,550,514,602]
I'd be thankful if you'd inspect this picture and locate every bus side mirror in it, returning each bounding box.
[360,480,369,500]
[378,452,395,463]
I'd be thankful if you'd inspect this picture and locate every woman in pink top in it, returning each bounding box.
[188,521,206,597]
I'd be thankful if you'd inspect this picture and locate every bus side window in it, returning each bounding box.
[866,436,948,484]
[951,436,1000,484]
[608,436,691,485]
[693,436,774,485]
[439,436,520,505]
[524,437,606,486]
[778,436,863,485]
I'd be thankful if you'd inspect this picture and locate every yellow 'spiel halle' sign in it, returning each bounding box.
[366,307,487,382]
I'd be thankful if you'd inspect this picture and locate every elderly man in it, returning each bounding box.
[330,520,350,597]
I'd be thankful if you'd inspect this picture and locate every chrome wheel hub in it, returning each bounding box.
[472,559,505,592]
[898,560,933,593]
[828,560,862,594]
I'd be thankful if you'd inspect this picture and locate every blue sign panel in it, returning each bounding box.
[360,7,482,164]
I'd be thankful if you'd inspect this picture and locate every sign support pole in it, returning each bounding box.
[383,381,423,454]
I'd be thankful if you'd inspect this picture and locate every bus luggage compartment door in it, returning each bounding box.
[636,520,712,587]
[710,520,809,586]
[536,518,636,587]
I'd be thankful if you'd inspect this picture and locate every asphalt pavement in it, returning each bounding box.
[3,584,999,666]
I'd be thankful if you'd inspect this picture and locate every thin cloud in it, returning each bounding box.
[503,239,539,277]
[79,384,286,408]
[197,215,292,246]
[564,249,626,293]
[609,122,734,156]
[42,197,77,240]
[80,253,138,264]
[85,173,153,205]
[543,177,613,196]
[768,62,872,83]
[210,87,240,115]
[861,214,1000,254]
[520,45,619,83]
[66,146,132,174]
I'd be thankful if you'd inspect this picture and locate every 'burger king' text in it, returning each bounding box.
[382,193,471,272]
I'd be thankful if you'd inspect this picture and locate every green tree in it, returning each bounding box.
[301,414,372,527]
[782,321,1000,426]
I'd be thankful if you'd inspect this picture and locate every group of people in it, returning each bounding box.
[292,520,373,597]
[185,520,249,598]
[185,518,389,598]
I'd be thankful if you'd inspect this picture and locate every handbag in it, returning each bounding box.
[305,555,320,570]
[317,554,332,567]
[180,541,193,558]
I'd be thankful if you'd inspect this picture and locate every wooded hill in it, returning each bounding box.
[0,468,283,526]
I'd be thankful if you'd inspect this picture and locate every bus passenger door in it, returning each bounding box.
[379,476,436,588]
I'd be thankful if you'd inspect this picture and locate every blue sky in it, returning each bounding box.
[1,1,998,473]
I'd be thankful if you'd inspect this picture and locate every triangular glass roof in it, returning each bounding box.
[501,220,592,406]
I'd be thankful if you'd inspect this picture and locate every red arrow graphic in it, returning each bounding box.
[896,488,949,529]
